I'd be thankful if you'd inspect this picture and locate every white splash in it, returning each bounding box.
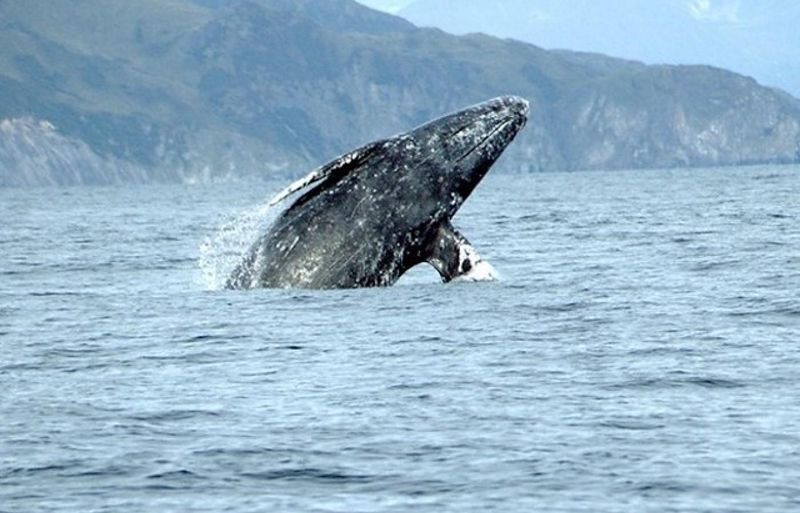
[198,199,278,290]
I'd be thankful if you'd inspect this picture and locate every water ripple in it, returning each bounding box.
[2,167,799,512]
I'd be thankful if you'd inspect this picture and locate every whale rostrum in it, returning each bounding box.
[227,96,529,289]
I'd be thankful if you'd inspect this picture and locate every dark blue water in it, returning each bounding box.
[2,165,799,512]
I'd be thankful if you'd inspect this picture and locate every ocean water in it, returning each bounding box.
[1,165,799,512]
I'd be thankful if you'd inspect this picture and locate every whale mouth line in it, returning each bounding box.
[457,115,519,164]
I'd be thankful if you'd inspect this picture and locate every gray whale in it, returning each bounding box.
[227,96,529,289]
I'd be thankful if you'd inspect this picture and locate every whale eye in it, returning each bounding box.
[461,259,472,274]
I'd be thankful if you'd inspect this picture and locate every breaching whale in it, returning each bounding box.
[227,96,529,289]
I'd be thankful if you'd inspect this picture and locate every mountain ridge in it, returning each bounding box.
[395,0,800,97]
[1,0,799,186]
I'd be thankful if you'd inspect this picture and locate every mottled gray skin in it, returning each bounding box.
[228,96,529,289]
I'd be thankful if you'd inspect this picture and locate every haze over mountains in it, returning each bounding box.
[2,0,800,186]
[364,0,800,98]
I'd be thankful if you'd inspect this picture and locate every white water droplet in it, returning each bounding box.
[198,200,278,290]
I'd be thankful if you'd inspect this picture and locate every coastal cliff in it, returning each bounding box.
[1,0,798,186]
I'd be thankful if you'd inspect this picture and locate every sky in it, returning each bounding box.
[354,0,800,96]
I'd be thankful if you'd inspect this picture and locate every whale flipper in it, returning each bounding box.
[268,142,384,207]
[426,223,496,283]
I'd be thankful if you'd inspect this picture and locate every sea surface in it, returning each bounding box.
[2,165,799,512]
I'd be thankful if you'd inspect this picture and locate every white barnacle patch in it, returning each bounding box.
[275,235,300,255]
[290,262,322,286]
[454,243,497,283]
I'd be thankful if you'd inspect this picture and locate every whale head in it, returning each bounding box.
[384,95,530,219]
[269,95,530,218]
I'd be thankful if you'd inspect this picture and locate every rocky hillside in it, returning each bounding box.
[396,0,800,98]
[1,0,799,186]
